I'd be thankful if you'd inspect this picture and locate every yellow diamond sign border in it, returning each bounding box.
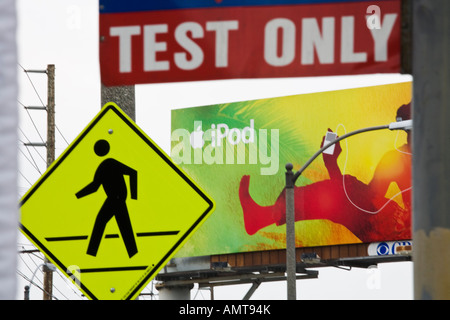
[19,102,215,300]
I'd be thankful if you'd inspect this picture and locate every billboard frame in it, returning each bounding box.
[156,242,411,299]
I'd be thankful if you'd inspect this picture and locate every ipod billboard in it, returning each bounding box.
[171,82,412,257]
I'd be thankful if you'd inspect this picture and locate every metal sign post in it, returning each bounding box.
[284,121,412,300]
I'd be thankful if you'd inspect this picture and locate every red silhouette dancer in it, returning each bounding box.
[239,104,412,243]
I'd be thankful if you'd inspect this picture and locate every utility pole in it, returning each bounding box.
[101,84,135,121]
[100,85,192,300]
[23,64,56,300]
[43,64,55,300]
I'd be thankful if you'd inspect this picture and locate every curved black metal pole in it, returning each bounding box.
[292,124,390,183]
[285,123,390,300]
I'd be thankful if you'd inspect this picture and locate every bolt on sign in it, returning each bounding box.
[19,103,215,300]
[99,0,401,86]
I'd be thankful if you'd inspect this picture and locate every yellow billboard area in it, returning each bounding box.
[171,82,412,256]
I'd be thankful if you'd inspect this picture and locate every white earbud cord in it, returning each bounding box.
[335,124,412,215]
[394,129,412,155]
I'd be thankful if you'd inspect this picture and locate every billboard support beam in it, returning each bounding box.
[285,120,412,300]
[243,280,262,300]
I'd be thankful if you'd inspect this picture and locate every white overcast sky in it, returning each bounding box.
[15,0,413,300]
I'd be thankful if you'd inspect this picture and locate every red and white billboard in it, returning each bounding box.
[99,0,401,86]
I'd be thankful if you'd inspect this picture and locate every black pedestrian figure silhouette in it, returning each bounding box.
[76,139,138,258]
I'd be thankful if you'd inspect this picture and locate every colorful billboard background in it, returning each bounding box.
[171,82,412,257]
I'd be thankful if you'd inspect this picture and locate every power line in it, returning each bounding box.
[18,63,46,107]
[17,63,82,300]
[17,248,59,300]
[54,270,84,300]
[18,127,46,164]
[56,123,69,146]
[18,246,83,300]
[16,269,47,297]
[17,100,46,143]
[18,63,70,146]
[18,170,33,186]
[18,140,42,174]
[18,253,44,289]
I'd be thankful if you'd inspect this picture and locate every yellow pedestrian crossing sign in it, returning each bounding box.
[20,102,215,300]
